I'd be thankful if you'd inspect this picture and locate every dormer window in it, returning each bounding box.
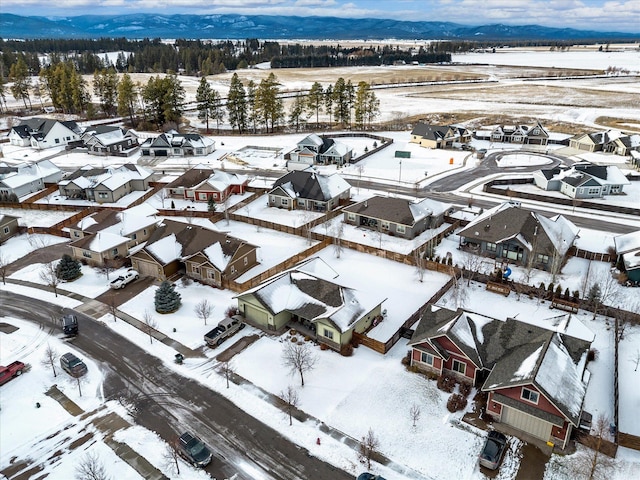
[521,387,539,404]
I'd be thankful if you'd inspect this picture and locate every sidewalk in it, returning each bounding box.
[45,385,168,480]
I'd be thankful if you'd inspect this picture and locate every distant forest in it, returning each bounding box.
[0,37,576,76]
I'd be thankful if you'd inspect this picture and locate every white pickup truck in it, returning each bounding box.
[110,269,139,289]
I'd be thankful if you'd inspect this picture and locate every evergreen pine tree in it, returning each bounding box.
[56,254,82,281]
[207,196,217,213]
[155,280,182,313]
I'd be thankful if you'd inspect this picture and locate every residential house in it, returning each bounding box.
[8,118,82,149]
[0,159,63,199]
[0,214,20,244]
[140,131,215,157]
[68,232,130,267]
[534,162,630,199]
[236,257,385,353]
[410,123,471,149]
[81,125,139,156]
[614,230,640,283]
[287,133,352,169]
[457,202,579,270]
[58,164,155,203]
[569,129,640,155]
[268,169,351,211]
[164,166,248,203]
[69,207,158,248]
[343,195,452,239]
[408,305,592,450]
[490,121,549,145]
[129,220,258,285]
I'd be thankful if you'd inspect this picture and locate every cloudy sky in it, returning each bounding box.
[1,0,639,33]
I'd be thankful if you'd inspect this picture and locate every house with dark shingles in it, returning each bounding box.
[164,166,248,203]
[140,131,215,157]
[129,219,258,285]
[81,125,139,157]
[457,202,579,270]
[410,123,471,149]
[268,169,351,211]
[288,133,353,169]
[8,118,82,149]
[0,214,20,244]
[343,195,452,239]
[235,257,384,353]
[569,129,640,155]
[68,206,159,267]
[58,164,155,203]
[0,159,63,199]
[533,162,630,199]
[614,230,640,283]
[490,121,549,145]
[408,305,593,450]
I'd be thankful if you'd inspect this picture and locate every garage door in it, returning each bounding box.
[502,406,553,441]
[135,260,161,278]
[244,304,268,326]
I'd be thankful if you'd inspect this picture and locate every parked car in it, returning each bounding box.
[61,314,78,335]
[204,315,245,347]
[357,474,386,480]
[110,269,139,289]
[479,430,508,470]
[60,352,88,378]
[177,431,213,468]
[0,361,27,385]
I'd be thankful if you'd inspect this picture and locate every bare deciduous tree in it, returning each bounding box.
[41,343,58,377]
[143,310,157,344]
[460,251,483,286]
[282,342,317,387]
[409,404,421,428]
[414,248,426,282]
[75,451,110,480]
[154,188,168,208]
[572,414,616,480]
[631,349,640,372]
[0,249,8,285]
[162,438,181,476]
[220,359,235,388]
[590,275,618,320]
[106,293,118,322]
[39,261,61,297]
[194,299,213,326]
[449,271,468,309]
[278,385,300,426]
[359,427,380,471]
[333,222,344,259]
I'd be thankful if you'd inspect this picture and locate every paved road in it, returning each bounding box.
[0,291,353,480]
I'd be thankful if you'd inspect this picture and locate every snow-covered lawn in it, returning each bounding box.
[0,208,80,228]
[0,233,68,263]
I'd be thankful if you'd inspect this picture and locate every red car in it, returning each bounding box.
[0,361,26,385]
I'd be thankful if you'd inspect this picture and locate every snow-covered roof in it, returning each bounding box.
[537,214,580,256]
[147,233,183,265]
[615,230,640,255]
[88,232,129,252]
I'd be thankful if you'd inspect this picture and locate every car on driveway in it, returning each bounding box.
[479,430,508,470]
[177,431,213,468]
[109,269,139,289]
[357,474,386,480]
[60,352,88,378]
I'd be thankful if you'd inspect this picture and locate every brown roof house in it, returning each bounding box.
[164,166,249,203]
[457,202,579,271]
[130,219,258,285]
[490,121,549,145]
[343,195,452,239]
[81,125,139,157]
[408,305,593,450]
[410,123,471,149]
[235,257,385,354]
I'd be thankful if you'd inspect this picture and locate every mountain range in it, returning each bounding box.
[2,13,639,41]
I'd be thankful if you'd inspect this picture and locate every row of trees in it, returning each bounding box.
[199,74,380,134]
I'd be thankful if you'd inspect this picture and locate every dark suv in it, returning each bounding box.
[60,352,88,378]
[61,314,78,335]
[177,431,213,468]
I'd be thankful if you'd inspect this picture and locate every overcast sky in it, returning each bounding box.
[2,1,639,33]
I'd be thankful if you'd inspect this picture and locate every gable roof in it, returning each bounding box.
[69,231,129,253]
[271,169,351,202]
[239,257,381,333]
[12,118,81,140]
[60,164,153,191]
[411,123,455,141]
[343,195,451,226]
[410,306,591,426]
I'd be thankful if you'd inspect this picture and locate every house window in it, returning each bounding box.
[73,231,80,238]
[452,359,466,375]
[208,271,216,279]
[588,187,600,195]
[244,257,248,266]
[199,193,207,200]
[281,198,289,206]
[323,329,334,340]
[421,352,434,365]
[196,148,204,155]
[55,138,60,144]
[347,212,356,221]
[486,242,497,252]
[143,229,147,235]
[533,128,540,135]
[381,221,390,230]
[173,148,181,154]
[83,251,92,258]
[193,266,200,274]
[98,192,108,199]
[505,245,523,261]
[521,388,539,404]
[111,248,119,255]
[396,224,406,234]
[131,233,137,240]
[536,253,550,264]
[231,265,236,274]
